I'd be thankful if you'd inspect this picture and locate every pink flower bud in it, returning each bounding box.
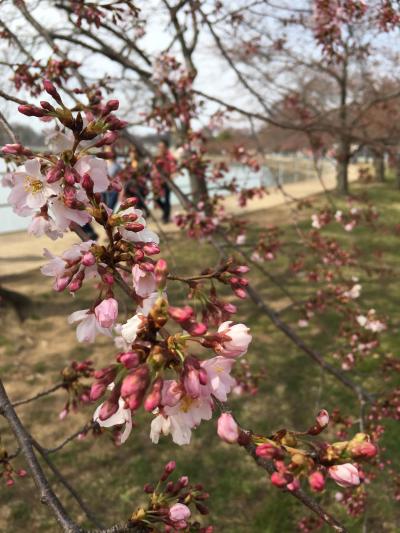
[316,409,329,428]
[270,472,287,488]
[121,365,150,410]
[59,408,68,420]
[98,399,119,421]
[94,298,118,328]
[18,104,45,117]
[328,464,360,488]
[169,503,191,523]
[217,413,239,444]
[161,380,183,407]
[198,367,208,385]
[81,251,96,266]
[178,475,189,487]
[256,442,281,460]
[155,259,168,289]
[6,479,14,487]
[165,460,176,474]
[120,197,138,210]
[125,222,145,232]
[287,478,300,491]
[90,382,107,401]
[102,272,114,285]
[17,469,27,478]
[351,441,377,459]
[216,321,252,358]
[187,322,207,336]
[43,79,62,104]
[117,351,140,369]
[143,243,160,255]
[234,287,247,299]
[169,306,194,322]
[143,378,163,412]
[54,276,71,292]
[309,471,325,492]
[81,173,94,193]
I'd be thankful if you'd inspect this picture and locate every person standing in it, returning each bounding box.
[154,139,176,224]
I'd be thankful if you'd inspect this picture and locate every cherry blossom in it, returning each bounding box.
[216,321,252,358]
[328,464,360,488]
[8,159,54,214]
[93,397,132,444]
[68,309,112,343]
[132,264,156,297]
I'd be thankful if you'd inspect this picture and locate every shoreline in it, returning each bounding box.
[0,164,359,278]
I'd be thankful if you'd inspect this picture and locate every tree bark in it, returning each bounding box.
[336,140,350,194]
[396,153,400,189]
[373,152,385,182]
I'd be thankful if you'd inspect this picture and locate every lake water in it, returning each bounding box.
[0,162,305,234]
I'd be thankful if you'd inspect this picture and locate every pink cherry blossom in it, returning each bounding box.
[119,208,159,244]
[74,155,109,193]
[93,397,132,444]
[328,463,360,488]
[217,413,239,444]
[201,356,236,401]
[150,390,213,445]
[216,321,252,358]
[48,197,91,230]
[121,313,146,343]
[169,503,191,522]
[28,215,62,240]
[8,159,54,213]
[94,298,118,328]
[132,264,156,297]
[68,309,112,343]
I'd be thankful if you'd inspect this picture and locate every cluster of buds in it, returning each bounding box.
[248,411,378,493]
[250,226,282,263]
[0,440,27,487]
[91,286,252,445]
[59,360,94,419]
[129,461,211,531]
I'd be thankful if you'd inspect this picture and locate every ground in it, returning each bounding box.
[0,177,399,532]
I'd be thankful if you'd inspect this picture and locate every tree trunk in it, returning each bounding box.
[336,141,350,194]
[396,154,400,190]
[373,152,385,182]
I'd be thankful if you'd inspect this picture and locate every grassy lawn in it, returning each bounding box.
[1,179,399,532]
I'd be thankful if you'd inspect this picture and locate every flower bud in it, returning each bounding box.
[120,197,138,210]
[43,79,62,104]
[117,351,140,369]
[165,460,176,474]
[81,173,94,194]
[169,503,191,523]
[155,259,168,289]
[309,471,325,492]
[143,377,163,412]
[316,409,329,428]
[81,251,96,266]
[124,222,145,232]
[143,243,160,255]
[328,464,360,488]
[270,472,287,488]
[217,413,239,444]
[90,382,107,401]
[256,442,281,460]
[94,297,118,328]
[18,104,45,117]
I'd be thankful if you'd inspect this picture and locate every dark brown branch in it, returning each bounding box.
[0,379,81,532]
[33,439,103,529]
[12,383,64,408]
[241,433,348,532]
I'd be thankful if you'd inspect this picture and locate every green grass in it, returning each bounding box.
[1,180,400,532]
